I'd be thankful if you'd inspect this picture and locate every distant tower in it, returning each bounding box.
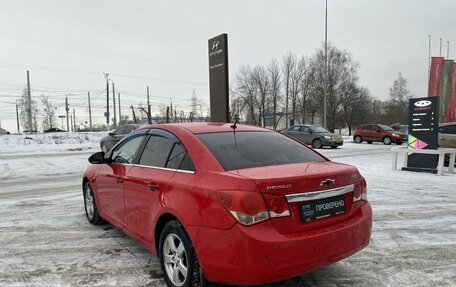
[191,89,198,118]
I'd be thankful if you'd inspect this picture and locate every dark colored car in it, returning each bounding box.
[354,124,406,145]
[100,124,141,153]
[438,122,456,166]
[83,123,372,286]
[0,127,10,135]
[44,127,67,133]
[281,124,344,148]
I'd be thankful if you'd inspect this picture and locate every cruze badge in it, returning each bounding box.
[320,179,335,187]
[414,100,431,107]
[266,184,292,190]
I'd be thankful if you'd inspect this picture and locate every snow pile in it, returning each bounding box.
[0,132,107,155]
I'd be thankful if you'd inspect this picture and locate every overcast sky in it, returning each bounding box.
[1,0,455,132]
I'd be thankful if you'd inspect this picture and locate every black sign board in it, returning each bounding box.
[404,97,439,172]
[208,33,229,123]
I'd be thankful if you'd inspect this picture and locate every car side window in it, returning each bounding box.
[139,135,175,167]
[139,132,195,171]
[114,126,126,135]
[111,135,145,164]
[300,126,311,134]
[289,126,300,132]
[361,125,371,131]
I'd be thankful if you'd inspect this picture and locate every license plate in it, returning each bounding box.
[300,195,346,222]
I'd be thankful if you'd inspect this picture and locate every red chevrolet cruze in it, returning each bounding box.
[82,123,372,286]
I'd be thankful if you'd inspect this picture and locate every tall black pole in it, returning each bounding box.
[65,96,70,131]
[112,82,116,128]
[16,100,20,133]
[323,0,328,129]
[118,93,121,124]
[88,92,92,132]
[26,70,33,132]
[105,73,110,131]
[147,86,151,124]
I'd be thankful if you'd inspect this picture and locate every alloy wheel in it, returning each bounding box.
[163,233,188,286]
[85,185,95,220]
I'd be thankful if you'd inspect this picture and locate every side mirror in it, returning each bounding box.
[108,132,114,137]
[89,151,109,164]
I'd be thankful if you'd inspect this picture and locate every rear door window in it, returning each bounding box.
[139,135,175,167]
[138,131,195,171]
[197,131,325,171]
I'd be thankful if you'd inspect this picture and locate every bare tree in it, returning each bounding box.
[40,95,57,130]
[251,65,270,127]
[384,73,410,124]
[282,52,297,128]
[19,88,38,131]
[267,59,281,130]
[313,43,359,132]
[234,65,258,125]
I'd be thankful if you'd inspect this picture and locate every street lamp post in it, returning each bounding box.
[323,0,328,130]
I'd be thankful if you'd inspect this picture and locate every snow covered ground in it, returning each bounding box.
[0,139,455,286]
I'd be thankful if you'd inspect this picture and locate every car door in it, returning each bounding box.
[299,126,313,144]
[372,124,383,141]
[286,126,302,140]
[96,132,147,228]
[124,129,182,243]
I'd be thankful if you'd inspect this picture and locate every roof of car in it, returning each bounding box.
[138,122,270,134]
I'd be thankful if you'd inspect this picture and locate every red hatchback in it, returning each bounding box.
[82,123,372,286]
[353,124,406,145]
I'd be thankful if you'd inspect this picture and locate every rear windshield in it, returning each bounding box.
[197,131,325,171]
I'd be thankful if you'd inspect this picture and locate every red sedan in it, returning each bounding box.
[82,123,372,286]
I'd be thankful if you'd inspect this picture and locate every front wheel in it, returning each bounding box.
[383,136,392,145]
[159,221,207,287]
[312,139,323,149]
[83,182,103,225]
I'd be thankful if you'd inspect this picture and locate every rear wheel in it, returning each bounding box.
[383,136,392,145]
[83,182,103,225]
[159,221,207,287]
[312,139,323,149]
[354,135,362,144]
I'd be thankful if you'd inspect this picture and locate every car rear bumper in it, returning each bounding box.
[187,202,372,285]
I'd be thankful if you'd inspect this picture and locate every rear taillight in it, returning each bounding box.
[216,190,269,226]
[262,193,291,218]
[353,177,368,202]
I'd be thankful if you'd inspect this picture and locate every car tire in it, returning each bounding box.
[367,141,373,144]
[354,136,362,144]
[159,220,207,287]
[83,182,104,225]
[312,139,323,149]
[101,144,109,154]
[383,136,392,145]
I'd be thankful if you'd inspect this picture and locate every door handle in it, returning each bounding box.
[148,184,159,191]
[116,178,123,184]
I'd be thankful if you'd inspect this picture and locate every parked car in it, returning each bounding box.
[390,123,409,138]
[354,124,406,145]
[83,123,372,286]
[0,127,10,135]
[44,127,67,133]
[438,122,456,166]
[99,124,141,153]
[281,124,344,148]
